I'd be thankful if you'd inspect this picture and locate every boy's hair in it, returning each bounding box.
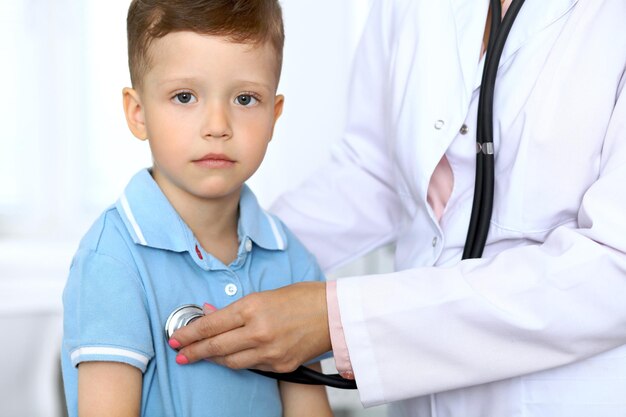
[127,0,284,89]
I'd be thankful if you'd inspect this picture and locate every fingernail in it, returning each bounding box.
[168,338,181,349]
[203,303,217,313]
[176,354,189,365]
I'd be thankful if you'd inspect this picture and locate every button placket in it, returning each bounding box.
[222,269,243,298]
[224,283,238,296]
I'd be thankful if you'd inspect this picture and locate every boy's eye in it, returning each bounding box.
[173,92,196,104]
[235,94,258,106]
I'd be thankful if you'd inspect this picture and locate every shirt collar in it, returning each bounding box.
[115,169,288,252]
[238,184,287,251]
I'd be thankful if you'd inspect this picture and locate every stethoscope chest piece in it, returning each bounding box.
[164,304,204,340]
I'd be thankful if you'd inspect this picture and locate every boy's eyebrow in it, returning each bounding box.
[156,77,274,91]
[230,79,275,91]
[158,77,197,85]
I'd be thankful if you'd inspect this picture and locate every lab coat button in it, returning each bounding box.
[245,238,252,252]
[460,124,469,135]
[225,283,238,296]
[434,120,445,130]
[432,236,438,247]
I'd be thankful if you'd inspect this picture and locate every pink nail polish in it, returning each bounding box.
[203,303,217,312]
[176,354,189,365]
[168,338,182,349]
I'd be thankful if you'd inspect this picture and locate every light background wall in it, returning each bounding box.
[0,1,390,416]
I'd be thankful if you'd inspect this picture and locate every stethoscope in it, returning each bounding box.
[165,0,525,390]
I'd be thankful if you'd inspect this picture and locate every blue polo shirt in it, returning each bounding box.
[61,169,326,417]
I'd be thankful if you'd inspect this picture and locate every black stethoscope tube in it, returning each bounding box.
[251,366,358,389]
[463,0,525,260]
[254,0,525,389]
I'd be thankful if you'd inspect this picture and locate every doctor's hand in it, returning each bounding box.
[169,282,331,372]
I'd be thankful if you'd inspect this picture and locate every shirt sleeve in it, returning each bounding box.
[63,248,154,372]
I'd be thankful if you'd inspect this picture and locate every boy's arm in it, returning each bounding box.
[279,362,334,417]
[78,361,142,417]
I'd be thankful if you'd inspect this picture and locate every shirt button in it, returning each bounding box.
[432,236,438,247]
[434,120,445,130]
[225,283,238,296]
[459,124,469,135]
[245,238,252,252]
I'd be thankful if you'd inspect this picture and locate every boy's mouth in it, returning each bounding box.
[193,153,235,168]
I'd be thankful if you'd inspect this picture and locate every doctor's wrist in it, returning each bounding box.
[326,281,355,379]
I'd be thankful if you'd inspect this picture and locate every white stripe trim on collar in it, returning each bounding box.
[264,212,285,250]
[120,193,147,245]
[70,346,150,366]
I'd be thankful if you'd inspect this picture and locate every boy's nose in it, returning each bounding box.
[202,104,232,139]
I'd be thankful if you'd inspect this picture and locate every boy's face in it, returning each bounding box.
[123,32,283,203]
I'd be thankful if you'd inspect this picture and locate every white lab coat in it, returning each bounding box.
[272,0,626,416]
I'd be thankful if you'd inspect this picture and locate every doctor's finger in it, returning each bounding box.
[176,326,255,364]
[210,348,296,373]
[170,306,245,348]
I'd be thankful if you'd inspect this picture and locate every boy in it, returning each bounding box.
[61,1,334,416]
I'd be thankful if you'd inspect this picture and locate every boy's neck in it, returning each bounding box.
[152,172,241,265]
[181,195,240,265]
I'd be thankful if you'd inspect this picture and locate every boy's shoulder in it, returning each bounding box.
[73,205,137,265]
[266,213,326,279]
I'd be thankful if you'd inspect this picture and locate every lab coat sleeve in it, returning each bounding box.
[337,74,626,406]
[271,0,405,272]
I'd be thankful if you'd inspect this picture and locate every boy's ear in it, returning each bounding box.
[269,94,285,141]
[122,87,148,140]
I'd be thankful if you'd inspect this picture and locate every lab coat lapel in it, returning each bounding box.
[450,0,578,94]
[498,0,578,68]
[450,0,490,96]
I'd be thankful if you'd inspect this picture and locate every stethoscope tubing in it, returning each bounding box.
[251,367,358,389]
[463,0,525,260]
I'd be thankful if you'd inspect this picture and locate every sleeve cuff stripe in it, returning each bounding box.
[70,347,150,366]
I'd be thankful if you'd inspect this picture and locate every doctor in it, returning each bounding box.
[171,0,626,415]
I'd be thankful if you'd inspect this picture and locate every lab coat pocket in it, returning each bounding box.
[491,107,601,238]
[490,21,612,237]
